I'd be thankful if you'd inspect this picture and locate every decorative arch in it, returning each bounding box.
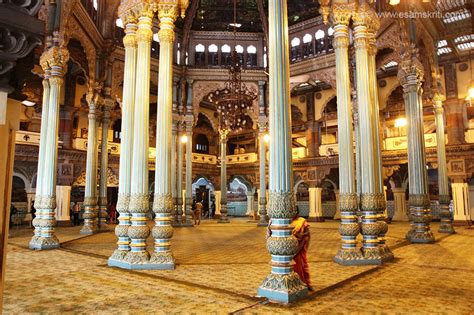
[12,172,31,190]
[320,94,337,117]
[309,68,336,89]
[63,17,97,82]
[228,175,254,192]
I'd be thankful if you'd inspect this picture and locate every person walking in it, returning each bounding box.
[194,201,203,225]
[72,202,80,226]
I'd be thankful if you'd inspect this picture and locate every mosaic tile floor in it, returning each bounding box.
[4,220,474,314]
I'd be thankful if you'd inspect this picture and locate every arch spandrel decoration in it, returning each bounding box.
[309,68,336,90]
[62,13,97,82]
[73,168,119,187]
[111,60,124,100]
[376,23,402,69]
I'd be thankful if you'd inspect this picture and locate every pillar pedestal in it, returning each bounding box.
[392,188,408,221]
[308,187,324,222]
[452,182,471,225]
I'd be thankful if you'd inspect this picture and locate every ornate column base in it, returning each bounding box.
[181,198,194,227]
[29,235,60,250]
[108,222,130,264]
[360,193,386,264]
[257,200,268,226]
[406,195,435,243]
[334,248,365,265]
[217,204,230,223]
[438,197,455,234]
[108,249,129,263]
[80,199,99,235]
[378,219,394,262]
[334,194,364,265]
[258,272,308,303]
[149,251,175,270]
[98,197,111,232]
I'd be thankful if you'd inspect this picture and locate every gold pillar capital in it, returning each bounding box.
[331,3,354,26]
[136,15,154,43]
[40,45,69,77]
[219,128,229,141]
[398,47,424,89]
[123,22,138,48]
[158,28,176,43]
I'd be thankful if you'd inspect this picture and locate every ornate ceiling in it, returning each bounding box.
[190,0,320,33]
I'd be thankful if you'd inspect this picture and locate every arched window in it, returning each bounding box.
[221,44,232,66]
[263,46,267,68]
[208,44,218,65]
[235,45,244,64]
[176,42,180,65]
[116,18,123,28]
[195,44,205,66]
[302,34,313,58]
[327,27,334,51]
[315,30,326,54]
[195,134,209,154]
[151,35,160,58]
[290,37,301,62]
[246,45,257,67]
[113,119,122,143]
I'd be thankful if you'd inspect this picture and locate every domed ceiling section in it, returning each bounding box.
[191,0,320,33]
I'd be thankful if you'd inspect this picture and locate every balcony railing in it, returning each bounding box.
[384,134,437,150]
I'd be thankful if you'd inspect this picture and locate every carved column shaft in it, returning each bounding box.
[218,129,230,223]
[151,6,178,268]
[109,19,137,263]
[332,9,362,265]
[353,5,385,263]
[257,115,268,226]
[368,22,392,261]
[124,11,153,265]
[434,95,455,234]
[183,80,194,227]
[80,98,99,235]
[176,123,184,223]
[30,37,69,250]
[98,103,112,230]
[258,0,308,302]
[399,47,434,243]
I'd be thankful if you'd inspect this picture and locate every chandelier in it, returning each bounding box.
[206,0,256,132]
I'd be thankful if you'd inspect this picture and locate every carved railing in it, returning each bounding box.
[192,153,217,165]
[227,152,258,164]
[384,133,437,151]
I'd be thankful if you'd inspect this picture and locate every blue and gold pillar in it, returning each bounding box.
[434,93,455,234]
[108,14,137,264]
[123,5,154,267]
[331,3,363,265]
[257,0,308,303]
[30,34,69,250]
[353,3,385,263]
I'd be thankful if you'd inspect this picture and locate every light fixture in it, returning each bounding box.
[394,117,407,128]
[263,133,270,143]
[389,0,400,5]
[207,0,256,132]
[229,23,241,28]
[181,134,188,143]
[21,100,36,107]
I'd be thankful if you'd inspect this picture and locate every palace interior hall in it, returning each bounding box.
[1,0,474,313]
